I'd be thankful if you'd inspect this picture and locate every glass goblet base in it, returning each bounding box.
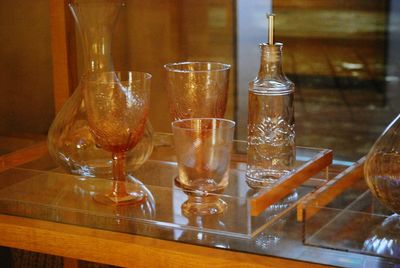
[93,175,147,206]
[174,177,227,216]
[181,195,227,217]
[93,191,145,206]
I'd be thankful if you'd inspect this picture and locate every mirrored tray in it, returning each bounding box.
[301,158,400,261]
[0,133,331,239]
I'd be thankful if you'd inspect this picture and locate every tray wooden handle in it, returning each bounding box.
[250,149,333,216]
[297,156,365,222]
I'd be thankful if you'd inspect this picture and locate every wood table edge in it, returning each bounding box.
[0,215,331,268]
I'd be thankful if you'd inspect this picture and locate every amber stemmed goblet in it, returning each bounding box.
[83,71,151,205]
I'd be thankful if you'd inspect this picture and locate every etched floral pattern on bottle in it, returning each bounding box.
[246,43,295,189]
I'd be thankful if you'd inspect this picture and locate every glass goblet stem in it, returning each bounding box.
[111,152,128,198]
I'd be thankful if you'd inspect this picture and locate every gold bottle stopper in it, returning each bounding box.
[267,13,275,45]
[264,13,280,62]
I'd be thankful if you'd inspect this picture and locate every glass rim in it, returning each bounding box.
[69,1,125,8]
[259,42,283,47]
[171,118,236,130]
[84,71,152,83]
[164,61,231,73]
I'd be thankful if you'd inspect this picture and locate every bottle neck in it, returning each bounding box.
[80,28,114,73]
[257,43,284,80]
[69,2,123,74]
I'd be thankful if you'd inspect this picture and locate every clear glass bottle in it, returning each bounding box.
[47,1,153,177]
[246,43,295,189]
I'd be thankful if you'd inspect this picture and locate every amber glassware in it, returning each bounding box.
[47,1,153,178]
[172,118,235,215]
[164,62,230,121]
[365,114,400,214]
[83,71,151,205]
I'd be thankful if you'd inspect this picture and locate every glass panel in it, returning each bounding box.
[303,171,400,260]
[1,133,328,239]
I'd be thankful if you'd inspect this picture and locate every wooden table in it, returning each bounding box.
[0,214,330,268]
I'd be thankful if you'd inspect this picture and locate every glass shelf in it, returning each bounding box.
[0,133,331,239]
[302,159,400,261]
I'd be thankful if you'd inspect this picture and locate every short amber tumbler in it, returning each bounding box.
[172,118,235,215]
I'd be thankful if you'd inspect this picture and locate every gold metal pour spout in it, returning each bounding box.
[267,13,275,45]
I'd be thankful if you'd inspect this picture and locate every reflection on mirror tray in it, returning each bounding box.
[70,175,156,221]
[0,172,157,234]
[70,180,157,235]
[0,162,314,239]
[176,214,231,249]
[254,191,298,250]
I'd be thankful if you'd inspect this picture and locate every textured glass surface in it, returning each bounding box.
[365,114,400,214]
[81,71,151,205]
[165,62,230,121]
[246,44,296,188]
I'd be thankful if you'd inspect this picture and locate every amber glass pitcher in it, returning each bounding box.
[48,1,153,177]
[365,114,400,214]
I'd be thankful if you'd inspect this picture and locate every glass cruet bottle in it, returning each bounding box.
[47,0,153,177]
[246,14,295,189]
[365,114,400,214]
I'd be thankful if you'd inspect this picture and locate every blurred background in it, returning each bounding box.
[0,0,399,163]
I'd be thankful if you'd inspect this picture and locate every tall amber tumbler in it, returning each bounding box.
[164,62,230,121]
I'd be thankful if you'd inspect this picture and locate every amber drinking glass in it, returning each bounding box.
[172,118,235,215]
[83,71,151,205]
[164,62,230,121]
